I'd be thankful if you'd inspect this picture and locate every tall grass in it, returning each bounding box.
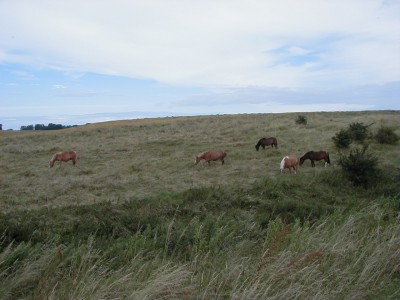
[0,202,398,299]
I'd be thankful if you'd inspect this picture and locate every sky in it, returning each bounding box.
[0,0,399,130]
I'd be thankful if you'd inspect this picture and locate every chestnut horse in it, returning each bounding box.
[255,137,278,151]
[195,150,227,166]
[300,151,331,168]
[280,155,299,174]
[49,150,77,168]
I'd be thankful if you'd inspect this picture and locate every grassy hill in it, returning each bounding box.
[0,111,399,299]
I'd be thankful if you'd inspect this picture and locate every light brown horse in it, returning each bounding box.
[49,150,77,168]
[195,150,227,166]
[280,155,299,174]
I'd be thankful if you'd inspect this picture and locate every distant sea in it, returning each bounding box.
[1,111,203,130]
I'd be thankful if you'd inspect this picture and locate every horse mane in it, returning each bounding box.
[50,152,60,162]
[198,151,207,158]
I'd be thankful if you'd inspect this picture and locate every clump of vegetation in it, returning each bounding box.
[348,122,371,143]
[332,122,373,149]
[20,123,78,131]
[295,115,307,125]
[332,128,352,149]
[338,146,380,188]
[374,126,399,145]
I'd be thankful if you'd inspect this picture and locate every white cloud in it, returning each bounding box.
[0,0,399,88]
[53,84,67,89]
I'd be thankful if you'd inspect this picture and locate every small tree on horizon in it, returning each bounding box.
[295,115,307,126]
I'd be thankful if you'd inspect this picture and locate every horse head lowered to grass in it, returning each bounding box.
[255,137,278,151]
[49,150,77,168]
[300,151,331,168]
[195,150,227,166]
[280,155,299,174]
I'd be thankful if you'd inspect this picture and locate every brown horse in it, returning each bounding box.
[300,151,331,168]
[255,137,278,151]
[49,150,77,168]
[195,150,227,166]
[280,155,299,174]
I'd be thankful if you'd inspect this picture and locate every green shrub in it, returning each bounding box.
[333,122,373,149]
[295,115,307,125]
[374,126,399,145]
[332,129,352,149]
[348,122,370,143]
[338,146,380,188]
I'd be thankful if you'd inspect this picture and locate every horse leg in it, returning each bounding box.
[311,160,315,167]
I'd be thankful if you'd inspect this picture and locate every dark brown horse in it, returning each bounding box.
[280,155,299,174]
[300,151,331,168]
[255,137,278,151]
[195,150,227,166]
[49,150,77,168]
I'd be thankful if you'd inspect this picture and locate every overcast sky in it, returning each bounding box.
[1,0,399,129]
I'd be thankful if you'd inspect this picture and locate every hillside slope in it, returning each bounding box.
[0,110,399,299]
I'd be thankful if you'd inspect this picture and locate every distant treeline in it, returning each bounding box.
[20,123,78,131]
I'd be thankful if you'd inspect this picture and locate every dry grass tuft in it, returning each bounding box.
[257,224,291,272]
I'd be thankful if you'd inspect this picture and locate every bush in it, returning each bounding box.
[333,122,373,149]
[295,115,307,125]
[332,129,352,149]
[374,126,399,145]
[338,146,380,188]
[348,122,371,143]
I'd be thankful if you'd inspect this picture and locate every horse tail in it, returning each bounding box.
[72,150,77,165]
[275,138,278,148]
[280,156,288,171]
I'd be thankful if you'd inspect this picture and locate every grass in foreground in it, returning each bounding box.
[0,199,398,299]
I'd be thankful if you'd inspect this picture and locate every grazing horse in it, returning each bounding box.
[49,150,77,168]
[280,155,299,174]
[300,151,331,168]
[195,150,227,166]
[255,137,278,151]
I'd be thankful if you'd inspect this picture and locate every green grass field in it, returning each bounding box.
[1,110,399,299]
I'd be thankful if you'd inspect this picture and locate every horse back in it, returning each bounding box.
[68,150,77,158]
[201,150,226,160]
[59,150,77,161]
[286,155,299,166]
